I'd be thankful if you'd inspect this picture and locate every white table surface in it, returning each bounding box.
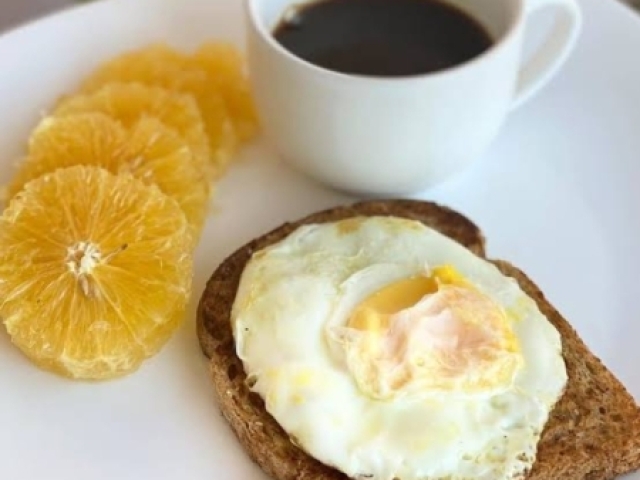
[0,0,637,31]
[0,0,73,32]
[0,0,639,479]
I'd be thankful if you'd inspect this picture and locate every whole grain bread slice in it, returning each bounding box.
[197,199,640,480]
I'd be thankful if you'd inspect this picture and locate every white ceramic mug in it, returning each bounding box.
[245,0,582,195]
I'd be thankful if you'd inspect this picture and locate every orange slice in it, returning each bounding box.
[8,113,210,241]
[54,82,211,174]
[191,42,260,143]
[0,166,193,380]
[80,45,237,178]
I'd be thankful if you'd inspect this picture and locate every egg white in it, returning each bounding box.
[232,217,567,480]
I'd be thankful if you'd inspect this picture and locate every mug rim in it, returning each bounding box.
[245,0,525,84]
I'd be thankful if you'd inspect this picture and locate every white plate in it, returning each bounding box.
[0,0,638,478]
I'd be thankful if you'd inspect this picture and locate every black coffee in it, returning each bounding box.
[273,0,493,77]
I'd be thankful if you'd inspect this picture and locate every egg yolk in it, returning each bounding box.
[338,266,523,400]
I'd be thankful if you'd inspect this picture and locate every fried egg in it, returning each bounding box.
[232,217,567,480]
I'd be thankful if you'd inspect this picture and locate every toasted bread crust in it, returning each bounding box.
[197,200,640,480]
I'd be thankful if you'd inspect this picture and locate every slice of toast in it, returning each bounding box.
[197,199,640,480]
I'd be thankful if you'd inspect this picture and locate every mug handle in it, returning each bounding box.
[511,0,582,109]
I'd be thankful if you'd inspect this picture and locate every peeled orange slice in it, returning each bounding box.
[54,83,211,173]
[0,165,193,380]
[191,42,259,143]
[8,113,210,240]
[80,44,187,92]
[79,45,237,178]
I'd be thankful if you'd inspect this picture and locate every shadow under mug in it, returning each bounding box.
[245,0,582,195]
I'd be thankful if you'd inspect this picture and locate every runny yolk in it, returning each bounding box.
[348,266,467,332]
[341,266,523,400]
